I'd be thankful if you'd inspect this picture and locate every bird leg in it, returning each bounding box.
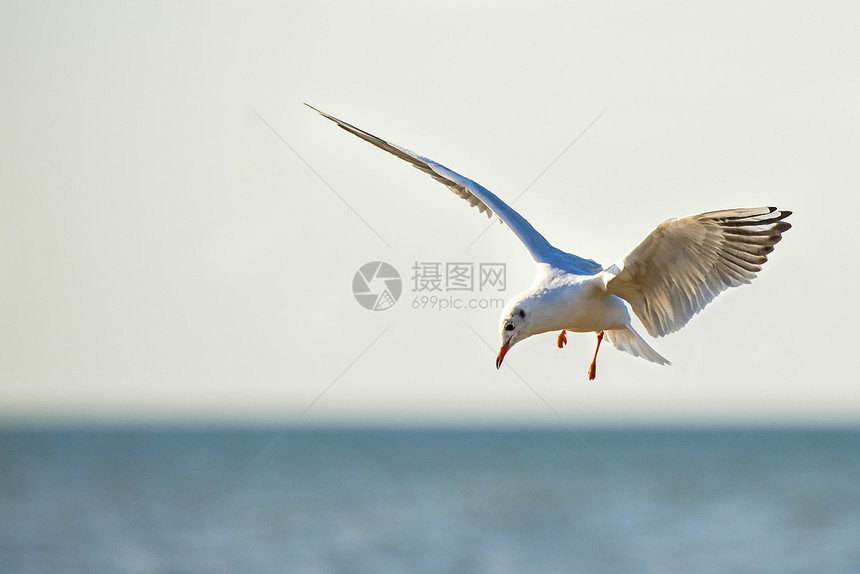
[557,329,567,349]
[587,331,605,381]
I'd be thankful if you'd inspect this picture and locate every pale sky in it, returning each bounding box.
[2,1,858,426]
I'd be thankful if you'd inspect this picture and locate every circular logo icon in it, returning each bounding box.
[352,261,402,311]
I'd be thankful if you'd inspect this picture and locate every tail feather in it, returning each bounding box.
[605,326,671,365]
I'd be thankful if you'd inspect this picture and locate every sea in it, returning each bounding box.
[2,427,859,574]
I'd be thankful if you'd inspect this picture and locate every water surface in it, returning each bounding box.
[2,428,858,573]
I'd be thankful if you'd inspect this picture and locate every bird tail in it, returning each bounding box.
[605,326,671,365]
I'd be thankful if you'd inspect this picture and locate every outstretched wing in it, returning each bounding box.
[308,104,602,275]
[602,207,791,338]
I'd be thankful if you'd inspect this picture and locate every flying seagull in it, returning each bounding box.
[308,104,791,380]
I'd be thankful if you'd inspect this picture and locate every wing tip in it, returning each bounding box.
[769,207,792,221]
[305,103,345,128]
[304,102,326,117]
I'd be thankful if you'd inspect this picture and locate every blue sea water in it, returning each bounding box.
[2,427,859,574]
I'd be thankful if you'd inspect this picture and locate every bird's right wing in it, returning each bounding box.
[601,207,791,338]
[308,105,603,275]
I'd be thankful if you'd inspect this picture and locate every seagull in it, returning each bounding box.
[308,104,791,380]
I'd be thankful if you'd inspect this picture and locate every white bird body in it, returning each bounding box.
[511,265,631,335]
[309,105,791,379]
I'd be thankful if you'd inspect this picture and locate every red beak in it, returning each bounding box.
[496,340,510,370]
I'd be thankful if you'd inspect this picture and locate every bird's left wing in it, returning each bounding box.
[308,105,602,275]
[601,207,791,338]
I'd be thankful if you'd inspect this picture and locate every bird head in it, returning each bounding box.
[496,301,534,369]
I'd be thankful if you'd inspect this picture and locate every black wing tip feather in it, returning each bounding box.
[717,208,790,222]
[711,206,791,219]
[765,206,793,218]
[769,207,793,226]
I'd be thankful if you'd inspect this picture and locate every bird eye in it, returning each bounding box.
[505,323,514,331]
